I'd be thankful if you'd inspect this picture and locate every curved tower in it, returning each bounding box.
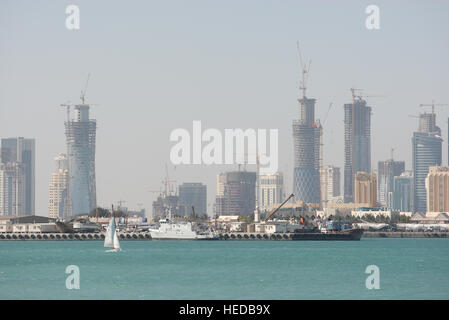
[292,97,321,204]
[65,104,97,216]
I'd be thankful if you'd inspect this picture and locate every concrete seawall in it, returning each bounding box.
[0,232,151,241]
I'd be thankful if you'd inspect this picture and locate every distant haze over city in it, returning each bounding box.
[1,1,448,216]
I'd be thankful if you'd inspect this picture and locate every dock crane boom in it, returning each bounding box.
[264,193,294,222]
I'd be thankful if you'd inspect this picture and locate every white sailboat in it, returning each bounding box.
[104,216,121,252]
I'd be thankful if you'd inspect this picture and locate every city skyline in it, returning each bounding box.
[1,1,449,216]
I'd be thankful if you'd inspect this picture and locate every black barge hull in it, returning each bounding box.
[290,229,363,241]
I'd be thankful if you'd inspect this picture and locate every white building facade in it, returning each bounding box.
[259,172,283,211]
[320,166,340,207]
[48,154,71,219]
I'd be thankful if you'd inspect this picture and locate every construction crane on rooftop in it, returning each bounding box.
[296,41,311,99]
[60,74,97,122]
[350,87,384,103]
[80,73,91,104]
[419,101,449,115]
[390,147,396,161]
[318,102,333,169]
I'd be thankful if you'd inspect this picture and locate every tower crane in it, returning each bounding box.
[80,73,91,104]
[350,87,384,103]
[317,102,333,209]
[60,73,97,121]
[419,101,449,115]
[318,102,333,169]
[296,41,311,99]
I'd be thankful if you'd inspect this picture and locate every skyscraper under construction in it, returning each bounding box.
[343,89,372,203]
[62,77,97,216]
[292,48,321,204]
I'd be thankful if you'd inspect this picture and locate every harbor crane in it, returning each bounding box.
[264,193,294,222]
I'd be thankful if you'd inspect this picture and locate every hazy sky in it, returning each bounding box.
[1,0,448,216]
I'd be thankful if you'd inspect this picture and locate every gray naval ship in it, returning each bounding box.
[149,216,219,240]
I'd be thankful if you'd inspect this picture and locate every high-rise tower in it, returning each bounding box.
[343,89,372,203]
[0,137,35,215]
[62,76,97,216]
[48,153,71,219]
[215,171,256,215]
[412,112,442,213]
[320,165,340,207]
[378,158,405,207]
[292,45,321,204]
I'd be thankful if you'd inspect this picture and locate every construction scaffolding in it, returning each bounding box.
[64,104,97,216]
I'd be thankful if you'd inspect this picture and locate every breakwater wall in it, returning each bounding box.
[0,232,151,241]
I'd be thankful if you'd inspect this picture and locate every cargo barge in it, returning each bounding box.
[218,228,363,241]
[290,228,363,240]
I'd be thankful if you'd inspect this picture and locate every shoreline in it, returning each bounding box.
[1,231,449,240]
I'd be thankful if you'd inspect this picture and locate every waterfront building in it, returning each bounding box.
[378,159,405,207]
[0,137,35,215]
[48,154,70,219]
[354,171,377,208]
[343,91,372,203]
[65,104,97,215]
[179,182,207,216]
[412,113,442,213]
[215,171,256,215]
[320,166,340,207]
[259,172,283,211]
[426,166,449,214]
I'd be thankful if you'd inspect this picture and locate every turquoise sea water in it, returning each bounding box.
[0,238,448,299]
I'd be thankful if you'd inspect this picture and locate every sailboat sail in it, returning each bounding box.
[104,218,116,248]
[113,230,121,250]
